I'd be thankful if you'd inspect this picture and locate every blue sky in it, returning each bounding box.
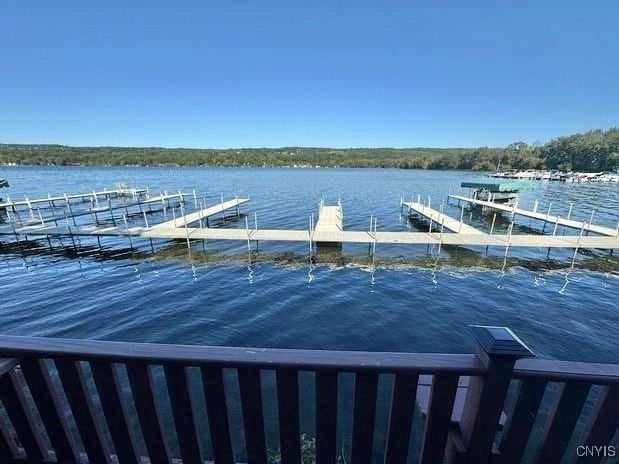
[1,1,617,148]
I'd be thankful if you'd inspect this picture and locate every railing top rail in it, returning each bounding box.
[514,358,619,384]
[0,335,486,374]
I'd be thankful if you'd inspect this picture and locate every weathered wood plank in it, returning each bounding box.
[276,368,301,464]
[384,373,419,464]
[238,367,267,464]
[90,361,139,464]
[201,367,235,464]
[419,374,459,464]
[535,381,590,463]
[315,371,338,464]
[499,379,547,464]
[19,359,76,462]
[350,372,378,464]
[163,364,202,464]
[126,362,169,464]
[0,372,44,461]
[576,384,619,464]
[54,359,108,463]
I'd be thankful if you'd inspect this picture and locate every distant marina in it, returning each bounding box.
[491,169,619,183]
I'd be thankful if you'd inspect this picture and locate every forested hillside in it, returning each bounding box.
[1,128,617,171]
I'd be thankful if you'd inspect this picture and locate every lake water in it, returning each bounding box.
[1,166,618,363]
[1,166,618,462]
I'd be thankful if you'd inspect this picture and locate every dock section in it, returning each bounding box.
[152,198,249,229]
[402,200,484,234]
[3,224,618,249]
[313,202,344,245]
[0,187,148,210]
[449,195,618,237]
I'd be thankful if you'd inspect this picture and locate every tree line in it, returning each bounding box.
[1,128,617,171]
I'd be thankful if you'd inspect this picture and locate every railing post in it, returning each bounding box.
[455,326,534,463]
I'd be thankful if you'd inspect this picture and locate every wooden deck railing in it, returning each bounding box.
[0,326,617,463]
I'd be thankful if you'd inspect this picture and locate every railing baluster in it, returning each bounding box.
[499,379,547,463]
[0,371,44,461]
[238,366,267,464]
[351,372,378,464]
[126,362,169,464]
[90,361,139,464]
[315,371,338,464]
[576,384,619,464]
[384,373,419,464]
[19,359,76,462]
[164,364,202,463]
[535,381,590,463]
[54,359,108,463]
[419,374,459,464]
[276,368,301,464]
[201,366,234,464]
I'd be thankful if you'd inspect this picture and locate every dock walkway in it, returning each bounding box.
[152,198,249,229]
[449,195,618,237]
[3,224,618,249]
[403,201,484,234]
[0,188,148,209]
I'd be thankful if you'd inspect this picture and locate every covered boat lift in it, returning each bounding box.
[460,181,534,204]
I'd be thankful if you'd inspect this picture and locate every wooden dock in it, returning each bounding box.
[402,200,485,234]
[449,194,619,237]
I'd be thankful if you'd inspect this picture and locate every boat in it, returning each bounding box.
[460,181,534,205]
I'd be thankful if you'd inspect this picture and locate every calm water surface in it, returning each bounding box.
[1,166,618,363]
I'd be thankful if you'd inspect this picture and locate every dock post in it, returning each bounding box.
[587,209,595,236]
[142,211,150,229]
[63,194,77,226]
[568,222,587,272]
[221,194,226,224]
[193,189,197,208]
[107,197,116,225]
[308,215,314,260]
[451,326,534,462]
[180,203,191,253]
[372,217,378,265]
[566,203,573,220]
[26,196,34,219]
[123,214,134,249]
[245,216,251,252]
[552,216,560,236]
[501,220,515,273]
[459,206,465,233]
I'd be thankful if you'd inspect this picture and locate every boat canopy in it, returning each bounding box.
[0,179,8,188]
[460,181,534,192]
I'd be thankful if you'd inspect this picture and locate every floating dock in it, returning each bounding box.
[449,195,619,237]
